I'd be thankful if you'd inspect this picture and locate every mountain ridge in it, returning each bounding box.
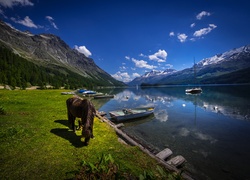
[128,44,250,86]
[0,20,125,87]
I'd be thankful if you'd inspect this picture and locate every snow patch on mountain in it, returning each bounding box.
[142,69,177,78]
[198,45,250,67]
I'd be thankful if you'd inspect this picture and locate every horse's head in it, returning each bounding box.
[81,99,96,145]
[82,126,92,138]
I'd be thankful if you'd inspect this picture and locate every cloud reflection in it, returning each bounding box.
[179,127,190,137]
[194,131,217,144]
[155,109,168,122]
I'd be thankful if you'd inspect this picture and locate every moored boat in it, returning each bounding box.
[109,107,154,122]
[185,58,202,94]
[94,94,114,99]
[185,87,202,94]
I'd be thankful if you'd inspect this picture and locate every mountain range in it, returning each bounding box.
[0,20,125,87]
[1,20,250,88]
[128,45,250,86]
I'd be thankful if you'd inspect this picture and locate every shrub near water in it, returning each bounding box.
[0,90,178,179]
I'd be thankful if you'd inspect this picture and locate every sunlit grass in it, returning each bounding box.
[0,90,177,179]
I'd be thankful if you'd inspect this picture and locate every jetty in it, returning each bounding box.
[96,111,193,180]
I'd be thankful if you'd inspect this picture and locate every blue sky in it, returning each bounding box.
[0,0,250,82]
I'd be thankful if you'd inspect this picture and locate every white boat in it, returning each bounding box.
[109,107,154,122]
[82,90,96,94]
[186,58,202,94]
[185,87,202,94]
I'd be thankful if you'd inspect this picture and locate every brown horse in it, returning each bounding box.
[66,97,96,145]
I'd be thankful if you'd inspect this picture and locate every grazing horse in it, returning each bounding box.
[66,97,96,145]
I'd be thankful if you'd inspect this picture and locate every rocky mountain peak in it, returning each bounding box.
[0,20,124,86]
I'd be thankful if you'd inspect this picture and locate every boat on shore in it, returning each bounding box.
[109,107,154,122]
[94,94,114,99]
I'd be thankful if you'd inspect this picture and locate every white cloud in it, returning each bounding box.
[11,16,41,28]
[132,73,140,78]
[0,0,34,8]
[74,45,92,57]
[193,24,217,37]
[119,66,126,71]
[112,71,141,82]
[196,11,211,20]
[46,16,58,29]
[132,58,157,69]
[148,49,167,62]
[177,33,188,43]
[164,64,173,69]
[190,23,195,28]
[169,31,175,36]
[0,7,7,19]
[139,53,147,57]
[112,71,131,82]
[125,56,130,60]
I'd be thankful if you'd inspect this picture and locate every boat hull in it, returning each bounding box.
[185,88,202,94]
[109,107,154,122]
[94,95,114,99]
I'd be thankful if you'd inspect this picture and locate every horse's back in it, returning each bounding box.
[66,97,95,118]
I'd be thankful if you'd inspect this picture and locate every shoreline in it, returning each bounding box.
[96,111,194,180]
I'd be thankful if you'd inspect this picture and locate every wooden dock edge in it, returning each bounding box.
[96,112,194,180]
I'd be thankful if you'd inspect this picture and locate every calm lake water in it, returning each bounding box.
[93,85,250,180]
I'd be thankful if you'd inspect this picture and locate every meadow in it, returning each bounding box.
[0,90,180,179]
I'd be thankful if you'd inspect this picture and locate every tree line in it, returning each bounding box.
[0,47,99,90]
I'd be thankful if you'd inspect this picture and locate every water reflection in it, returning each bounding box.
[95,85,250,180]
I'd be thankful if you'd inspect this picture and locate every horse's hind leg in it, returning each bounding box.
[68,112,76,132]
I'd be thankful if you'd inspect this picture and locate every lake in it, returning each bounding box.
[93,85,250,180]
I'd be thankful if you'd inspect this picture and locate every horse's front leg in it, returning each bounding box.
[68,112,76,132]
[72,116,76,132]
[84,136,90,146]
[77,120,83,130]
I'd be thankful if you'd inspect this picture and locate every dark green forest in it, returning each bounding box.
[0,47,111,89]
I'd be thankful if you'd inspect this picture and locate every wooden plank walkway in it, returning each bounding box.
[156,148,173,160]
[167,155,186,167]
[95,111,193,180]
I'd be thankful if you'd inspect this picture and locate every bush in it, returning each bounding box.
[74,154,135,179]
[73,154,183,180]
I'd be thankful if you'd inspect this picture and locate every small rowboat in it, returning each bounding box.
[109,107,154,122]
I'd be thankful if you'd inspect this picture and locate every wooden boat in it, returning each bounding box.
[185,87,202,94]
[94,94,114,99]
[109,107,154,122]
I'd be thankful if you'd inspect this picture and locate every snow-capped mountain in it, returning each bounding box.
[128,45,250,86]
[129,69,177,86]
[142,69,176,78]
[197,45,250,67]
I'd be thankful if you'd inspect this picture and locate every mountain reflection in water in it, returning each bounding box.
[94,85,250,180]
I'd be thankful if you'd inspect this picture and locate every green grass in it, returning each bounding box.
[0,90,178,179]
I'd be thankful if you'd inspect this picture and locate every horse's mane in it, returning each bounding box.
[81,99,96,136]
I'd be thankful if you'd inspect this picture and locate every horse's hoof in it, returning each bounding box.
[84,141,89,146]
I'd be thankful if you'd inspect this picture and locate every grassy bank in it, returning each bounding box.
[0,90,179,179]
